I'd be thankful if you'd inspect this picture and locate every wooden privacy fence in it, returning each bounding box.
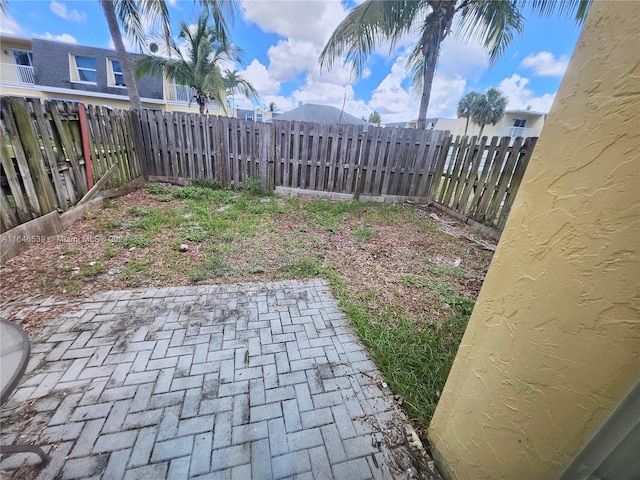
[2,98,537,235]
[0,98,143,232]
[138,110,537,232]
[138,111,270,186]
[140,113,450,200]
[432,135,537,230]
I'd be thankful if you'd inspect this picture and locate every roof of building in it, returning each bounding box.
[275,103,369,126]
[505,109,546,116]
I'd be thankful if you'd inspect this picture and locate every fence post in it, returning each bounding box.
[77,103,95,189]
[353,130,367,201]
[269,123,276,190]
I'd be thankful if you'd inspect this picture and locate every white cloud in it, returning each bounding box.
[0,11,21,34]
[40,32,78,43]
[520,51,569,77]
[239,59,281,96]
[49,1,86,23]
[240,0,348,46]
[498,74,556,112]
[267,39,318,82]
[369,55,414,115]
[438,36,489,80]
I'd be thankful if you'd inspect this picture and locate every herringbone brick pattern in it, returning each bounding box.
[1,280,415,479]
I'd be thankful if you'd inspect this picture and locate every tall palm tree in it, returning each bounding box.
[471,88,507,137]
[133,13,253,115]
[223,69,259,108]
[320,0,592,130]
[457,91,481,136]
[320,1,523,130]
[101,0,238,111]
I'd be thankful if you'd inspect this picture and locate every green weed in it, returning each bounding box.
[280,256,324,278]
[102,198,117,209]
[122,260,150,280]
[353,227,377,242]
[424,262,471,279]
[402,274,429,288]
[188,254,231,282]
[192,178,222,190]
[146,183,172,195]
[82,261,105,277]
[120,236,153,248]
[104,244,117,259]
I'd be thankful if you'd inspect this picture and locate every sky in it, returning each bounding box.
[1,0,585,123]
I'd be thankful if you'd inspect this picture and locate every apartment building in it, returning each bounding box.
[0,34,227,115]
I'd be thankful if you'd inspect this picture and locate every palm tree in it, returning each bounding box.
[320,0,592,130]
[268,102,278,113]
[320,1,523,130]
[100,0,238,111]
[457,91,481,136]
[368,111,381,125]
[133,13,251,115]
[223,69,259,108]
[471,88,507,138]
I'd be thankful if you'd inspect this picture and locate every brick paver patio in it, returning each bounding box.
[0,280,418,479]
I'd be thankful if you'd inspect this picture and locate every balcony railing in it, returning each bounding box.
[499,126,541,138]
[0,63,35,86]
[166,83,223,110]
[167,83,195,103]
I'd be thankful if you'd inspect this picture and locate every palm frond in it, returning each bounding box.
[457,0,524,65]
[521,0,592,25]
[198,0,238,45]
[319,0,423,75]
[114,0,146,50]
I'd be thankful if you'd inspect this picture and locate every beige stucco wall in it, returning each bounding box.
[435,111,544,138]
[428,2,640,479]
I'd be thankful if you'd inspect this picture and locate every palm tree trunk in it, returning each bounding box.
[417,4,455,129]
[464,116,470,135]
[101,0,142,111]
[417,51,438,130]
[479,124,485,138]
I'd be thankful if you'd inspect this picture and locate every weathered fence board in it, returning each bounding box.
[431,135,537,230]
[0,98,142,232]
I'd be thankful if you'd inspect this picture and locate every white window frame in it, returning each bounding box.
[70,54,97,84]
[107,58,126,88]
[245,113,253,121]
[12,49,33,67]
[256,113,263,123]
[513,118,527,128]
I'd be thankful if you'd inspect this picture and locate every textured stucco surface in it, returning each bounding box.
[428,2,640,479]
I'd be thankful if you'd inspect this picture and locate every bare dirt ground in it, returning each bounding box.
[1,187,495,337]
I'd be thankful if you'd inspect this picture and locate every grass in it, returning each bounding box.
[3,180,493,437]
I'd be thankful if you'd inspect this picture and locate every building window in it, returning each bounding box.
[12,50,34,83]
[245,113,253,121]
[256,113,263,122]
[108,59,125,87]
[71,55,97,83]
[513,118,527,128]
[13,50,33,67]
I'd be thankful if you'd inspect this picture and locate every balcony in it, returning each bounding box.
[166,83,195,103]
[0,63,35,86]
[166,83,223,110]
[498,126,541,138]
